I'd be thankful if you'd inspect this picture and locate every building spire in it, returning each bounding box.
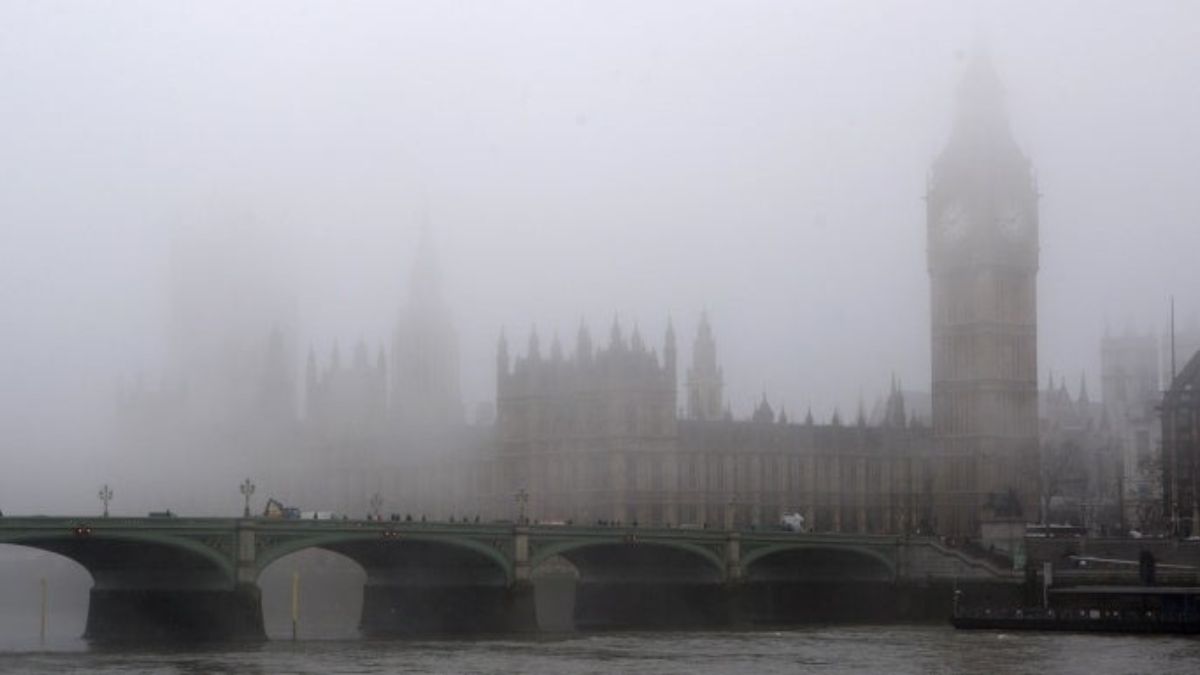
[409,225,442,309]
[527,325,541,361]
[551,332,564,362]
[610,315,624,349]
[630,323,645,352]
[497,328,509,375]
[576,318,593,363]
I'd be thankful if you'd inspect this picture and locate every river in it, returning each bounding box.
[1,626,1198,674]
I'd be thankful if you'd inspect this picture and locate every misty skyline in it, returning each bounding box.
[3,1,1199,509]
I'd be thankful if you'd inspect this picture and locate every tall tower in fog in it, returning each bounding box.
[390,228,463,429]
[927,53,1040,534]
[686,312,724,421]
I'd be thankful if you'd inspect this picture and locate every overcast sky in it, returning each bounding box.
[2,1,1199,503]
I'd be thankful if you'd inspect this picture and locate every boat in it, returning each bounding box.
[952,585,1200,634]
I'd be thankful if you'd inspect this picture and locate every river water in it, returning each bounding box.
[1,626,1198,674]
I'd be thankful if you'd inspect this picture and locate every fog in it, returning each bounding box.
[2,0,1198,514]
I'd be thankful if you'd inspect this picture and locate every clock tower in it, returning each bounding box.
[927,53,1040,535]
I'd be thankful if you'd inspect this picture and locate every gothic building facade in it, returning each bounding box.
[116,54,1151,545]
[116,228,473,519]
[1162,349,1200,536]
[488,317,934,533]
[1101,331,1161,525]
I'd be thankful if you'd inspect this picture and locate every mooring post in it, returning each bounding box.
[39,577,47,646]
[289,570,299,641]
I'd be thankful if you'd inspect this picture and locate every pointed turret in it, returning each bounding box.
[686,311,723,421]
[610,316,624,350]
[409,225,442,309]
[885,376,908,428]
[805,406,814,426]
[527,326,541,361]
[353,338,369,369]
[391,225,463,428]
[664,317,677,381]
[306,346,318,385]
[576,319,593,364]
[305,346,318,420]
[752,393,775,424]
[945,47,1019,162]
[497,329,510,377]
[551,333,564,362]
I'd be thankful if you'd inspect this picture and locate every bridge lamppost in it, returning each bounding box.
[98,484,113,518]
[369,493,383,520]
[515,488,529,525]
[240,478,256,518]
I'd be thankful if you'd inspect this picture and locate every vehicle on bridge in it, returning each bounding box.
[263,498,301,520]
[780,512,806,533]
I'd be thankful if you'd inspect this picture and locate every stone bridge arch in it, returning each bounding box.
[741,543,897,582]
[253,531,514,583]
[0,522,254,641]
[253,527,518,636]
[531,536,725,583]
[0,542,93,641]
[0,529,237,589]
[737,542,899,624]
[529,534,728,630]
[255,544,367,640]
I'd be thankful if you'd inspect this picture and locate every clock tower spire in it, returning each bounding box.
[927,51,1040,535]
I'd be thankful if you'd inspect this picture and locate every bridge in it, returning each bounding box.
[0,516,1016,640]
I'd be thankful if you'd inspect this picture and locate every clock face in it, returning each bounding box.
[938,201,968,241]
[997,204,1028,238]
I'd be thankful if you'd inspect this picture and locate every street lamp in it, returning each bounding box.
[369,493,383,520]
[98,484,113,518]
[515,488,529,524]
[240,478,256,518]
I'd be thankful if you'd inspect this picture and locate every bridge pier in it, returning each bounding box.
[84,582,265,642]
[358,581,537,636]
[722,582,753,628]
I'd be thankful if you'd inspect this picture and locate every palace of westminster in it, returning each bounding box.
[118,54,1200,540]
